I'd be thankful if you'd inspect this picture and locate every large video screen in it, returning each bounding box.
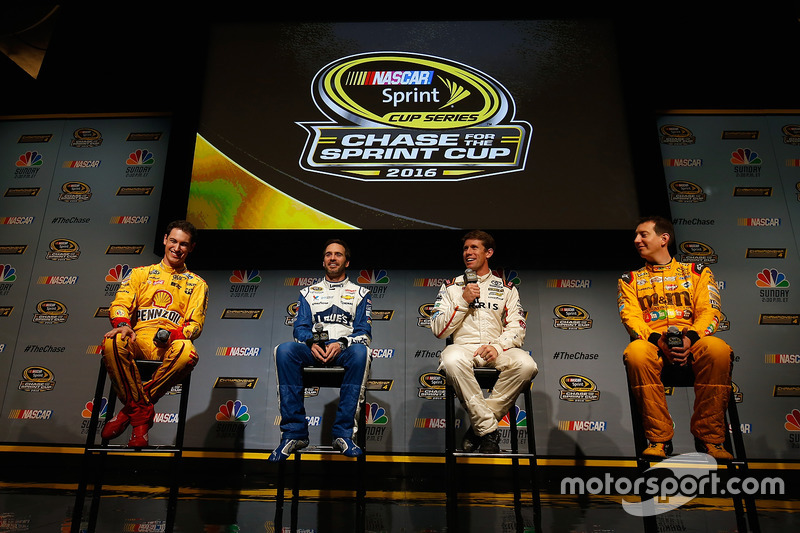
[188,19,640,232]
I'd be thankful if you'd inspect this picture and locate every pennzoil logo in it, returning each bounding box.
[298,51,531,182]
[559,374,600,402]
[552,304,593,330]
[33,300,68,324]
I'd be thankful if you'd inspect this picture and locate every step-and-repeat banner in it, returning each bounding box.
[1,114,798,459]
[657,112,800,459]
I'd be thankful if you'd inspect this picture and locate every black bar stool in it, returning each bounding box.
[72,359,191,533]
[442,367,539,532]
[274,365,367,533]
[625,358,759,532]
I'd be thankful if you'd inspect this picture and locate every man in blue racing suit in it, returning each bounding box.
[269,239,372,461]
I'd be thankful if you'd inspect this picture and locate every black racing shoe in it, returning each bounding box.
[478,430,501,454]
[268,437,309,462]
[461,426,481,453]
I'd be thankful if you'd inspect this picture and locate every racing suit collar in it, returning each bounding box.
[323,276,349,288]
[645,257,676,272]
[159,260,188,275]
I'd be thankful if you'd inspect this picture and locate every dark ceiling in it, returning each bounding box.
[2,4,798,117]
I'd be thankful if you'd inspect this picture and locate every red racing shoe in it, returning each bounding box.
[127,403,155,448]
[101,405,132,440]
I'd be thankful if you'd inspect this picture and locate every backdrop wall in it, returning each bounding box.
[1,113,798,460]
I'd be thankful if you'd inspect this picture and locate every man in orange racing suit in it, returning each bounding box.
[101,220,209,447]
[618,215,733,460]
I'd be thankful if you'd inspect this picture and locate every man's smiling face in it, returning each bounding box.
[462,238,493,276]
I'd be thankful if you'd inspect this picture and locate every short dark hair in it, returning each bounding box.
[166,220,198,244]
[461,230,495,252]
[637,215,675,254]
[323,238,351,261]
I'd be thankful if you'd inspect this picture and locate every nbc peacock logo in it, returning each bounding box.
[14,151,43,178]
[757,268,790,303]
[756,268,790,288]
[126,149,155,178]
[230,270,261,298]
[357,269,390,284]
[366,402,389,442]
[366,402,388,425]
[230,270,262,284]
[82,397,108,419]
[731,148,761,178]
[216,400,250,422]
[0,264,15,296]
[16,151,43,167]
[126,149,155,166]
[104,264,131,296]
[358,269,390,299]
[105,264,132,283]
[787,410,800,449]
[785,409,800,431]
[1,264,16,283]
[492,268,521,286]
[731,148,762,165]
[499,405,527,428]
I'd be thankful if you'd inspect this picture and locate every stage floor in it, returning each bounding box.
[1,448,798,532]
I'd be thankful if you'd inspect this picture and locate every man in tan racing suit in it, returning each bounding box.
[431,230,538,454]
[618,216,733,460]
[101,220,208,447]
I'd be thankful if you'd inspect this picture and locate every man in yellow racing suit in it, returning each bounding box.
[618,216,733,460]
[101,220,208,447]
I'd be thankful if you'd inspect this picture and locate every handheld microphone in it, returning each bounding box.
[154,328,170,346]
[665,326,683,349]
[464,268,479,305]
[313,323,329,350]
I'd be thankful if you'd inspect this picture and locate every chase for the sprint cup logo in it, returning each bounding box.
[298,52,532,181]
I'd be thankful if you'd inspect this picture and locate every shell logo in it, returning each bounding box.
[152,290,173,308]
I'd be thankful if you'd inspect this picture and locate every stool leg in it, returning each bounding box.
[72,362,109,533]
[509,404,524,532]
[725,390,760,531]
[445,382,458,532]
[356,396,366,531]
[524,387,541,531]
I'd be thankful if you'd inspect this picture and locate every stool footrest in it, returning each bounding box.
[452,452,535,458]
[86,445,182,454]
[294,446,339,454]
